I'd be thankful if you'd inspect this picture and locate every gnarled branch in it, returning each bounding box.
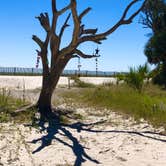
[52,0,57,13]
[51,0,58,32]
[82,28,98,35]
[32,35,44,48]
[58,3,71,15]
[74,49,100,59]
[51,0,71,33]
[78,0,147,45]
[79,7,92,21]
[79,25,98,36]
[59,13,71,40]
[36,13,50,32]
[70,0,80,45]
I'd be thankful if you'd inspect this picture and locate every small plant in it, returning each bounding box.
[125,63,150,92]
[0,88,11,106]
[126,67,144,92]
[0,88,30,123]
[11,107,37,124]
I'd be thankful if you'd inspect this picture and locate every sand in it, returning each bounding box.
[0,107,166,166]
[0,76,117,90]
[0,76,166,166]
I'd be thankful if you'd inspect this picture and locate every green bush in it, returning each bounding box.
[125,64,150,92]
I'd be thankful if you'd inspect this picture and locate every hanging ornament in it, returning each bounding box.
[94,46,100,76]
[95,47,100,55]
[77,57,81,76]
[36,50,41,68]
[95,57,98,76]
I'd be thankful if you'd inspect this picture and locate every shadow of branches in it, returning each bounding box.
[29,108,166,166]
[29,110,101,166]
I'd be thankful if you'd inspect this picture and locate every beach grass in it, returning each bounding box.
[61,84,166,129]
[0,88,32,123]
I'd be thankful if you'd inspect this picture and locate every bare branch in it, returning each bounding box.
[51,0,58,34]
[58,3,71,15]
[51,0,71,34]
[79,35,107,45]
[52,0,57,13]
[70,0,80,44]
[78,0,147,45]
[74,49,100,59]
[32,35,44,48]
[57,1,93,57]
[79,7,92,21]
[36,13,50,32]
[82,28,98,35]
[59,13,71,40]
[123,1,147,24]
[121,0,139,21]
[70,54,79,58]
[79,25,98,36]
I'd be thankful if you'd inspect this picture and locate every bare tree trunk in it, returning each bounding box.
[37,80,54,116]
[37,58,70,117]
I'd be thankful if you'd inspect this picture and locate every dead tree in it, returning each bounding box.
[33,0,147,117]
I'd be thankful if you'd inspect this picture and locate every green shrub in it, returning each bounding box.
[125,64,150,92]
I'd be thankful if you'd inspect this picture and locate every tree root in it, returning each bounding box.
[14,104,37,113]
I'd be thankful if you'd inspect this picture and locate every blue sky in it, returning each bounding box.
[0,0,151,72]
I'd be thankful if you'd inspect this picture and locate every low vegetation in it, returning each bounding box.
[0,88,34,123]
[62,83,166,129]
[1,74,166,130]
[116,63,150,92]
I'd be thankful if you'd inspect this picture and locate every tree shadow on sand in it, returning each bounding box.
[29,108,166,166]
[29,109,102,166]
